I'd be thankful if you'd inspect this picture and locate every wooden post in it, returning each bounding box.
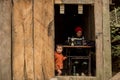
[12,0,34,80]
[102,0,112,79]
[0,0,12,80]
[94,0,104,80]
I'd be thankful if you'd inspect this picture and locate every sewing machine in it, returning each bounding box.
[68,37,85,46]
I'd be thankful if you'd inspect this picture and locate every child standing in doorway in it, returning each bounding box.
[55,44,67,76]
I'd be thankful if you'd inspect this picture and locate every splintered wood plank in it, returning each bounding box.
[12,0,34,80]
[34,0,54,80]
[94,0,104,80]
[102,0,112,79]
[0,0,12,80]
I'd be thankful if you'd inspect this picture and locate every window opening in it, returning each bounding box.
[54,4,96,76]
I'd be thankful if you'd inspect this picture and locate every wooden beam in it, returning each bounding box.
[102,0,112,79]
[12,0,34,80]
[0,0,12,80]
[56,76,96,80]
[55,0,94,4]
[94,0,104,80]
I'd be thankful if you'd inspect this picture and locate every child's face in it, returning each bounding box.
[76,31,82,37]
[56,46,63,53]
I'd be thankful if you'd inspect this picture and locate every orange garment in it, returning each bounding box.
[55,52,66,70]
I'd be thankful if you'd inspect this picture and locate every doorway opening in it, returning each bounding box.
[54,4,96,76]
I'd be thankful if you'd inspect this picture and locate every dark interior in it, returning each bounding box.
[54,4,96,76]
[54,4,95,45]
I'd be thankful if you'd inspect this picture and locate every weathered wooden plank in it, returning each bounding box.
[34,0,44,79]
[42,0,54,79]
[12,0,34,80]
[0,0,12,80]
[55,0,94,4]
[34,0,54,80]
[94,0,104,80]
[109,72,120,80]
[56,76,96,80]
[102,0,112,80]
[23,0,34,80]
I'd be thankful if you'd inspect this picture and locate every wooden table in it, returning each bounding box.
[63,45,92,76]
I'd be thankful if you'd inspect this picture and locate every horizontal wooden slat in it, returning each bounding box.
[56,76,96,80]
[55,0,94,4]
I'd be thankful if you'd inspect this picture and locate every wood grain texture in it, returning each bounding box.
[94,0,104,80]
[34,0,54,80]
[55,0,94,4]
[110,72,120,80]
[0,0,12,80]
[102,0,112,79]
[34,0,44,79]
[0,0,111,80]
[56,76,96,80]
[12,0,34,80]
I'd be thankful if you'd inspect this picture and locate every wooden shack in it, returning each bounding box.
[0,0,112,80]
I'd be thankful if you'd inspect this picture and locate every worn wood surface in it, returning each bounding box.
[34,0,44,79]
[56,76,96,80]
[0,0,112,80]
[12,0,54,80]
[110,72,120,80]
[0,0,12,80]
[94,0,104,80]
[12,0,34,80]
[34,0,54,79]
[55,0,94,4]
[102,0,112,80]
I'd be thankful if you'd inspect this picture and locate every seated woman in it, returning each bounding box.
[67,26,87,46]
[67,26,88,75]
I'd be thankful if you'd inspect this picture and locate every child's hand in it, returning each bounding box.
[65,56,67,59]
[64,56,67,60]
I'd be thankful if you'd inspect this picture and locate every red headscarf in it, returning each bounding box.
[75,26,83,33]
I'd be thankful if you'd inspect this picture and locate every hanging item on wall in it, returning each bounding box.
[60,4,65,14]
[78,4,83,14]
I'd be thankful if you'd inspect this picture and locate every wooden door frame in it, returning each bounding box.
[54,0,112,80]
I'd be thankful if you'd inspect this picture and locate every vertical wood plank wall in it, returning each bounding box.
[0,0,12,80]
[12,0,54,80]
[0,0,112,80]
